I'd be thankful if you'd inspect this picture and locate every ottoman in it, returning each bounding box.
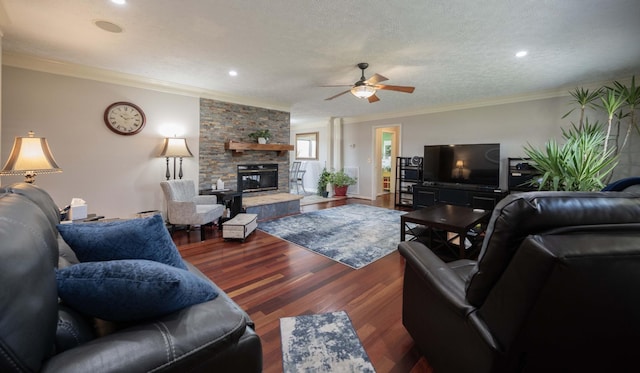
[222,213,258,241]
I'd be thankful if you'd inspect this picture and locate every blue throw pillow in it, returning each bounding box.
[57,214,187,270]
[56,260,218,322]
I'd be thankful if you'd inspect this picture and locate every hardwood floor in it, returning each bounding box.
[173,194,433,373]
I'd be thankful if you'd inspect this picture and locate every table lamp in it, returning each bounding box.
[0,131,62,183]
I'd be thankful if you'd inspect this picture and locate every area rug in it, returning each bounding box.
[258,204,404,269]
[280,311,376,373]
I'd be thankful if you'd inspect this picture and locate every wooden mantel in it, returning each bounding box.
[225,140,294,156]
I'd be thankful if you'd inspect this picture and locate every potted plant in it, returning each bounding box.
[523,122,617,191]
[556,77,639,183]
[317,168,331,197]
[248,129,271,144]
[329,169,357,196]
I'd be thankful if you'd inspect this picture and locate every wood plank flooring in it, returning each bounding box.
[173,194,433,373]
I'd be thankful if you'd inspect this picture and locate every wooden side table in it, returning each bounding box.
[199,189,243,224]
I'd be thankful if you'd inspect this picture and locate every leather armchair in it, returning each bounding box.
[399,191,640,373]
[0,183,262,372]
[160,179,224,240]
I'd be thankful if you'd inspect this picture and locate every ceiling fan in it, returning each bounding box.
[324,62,415,103]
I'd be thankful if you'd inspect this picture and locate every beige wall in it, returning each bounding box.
[1,66,200,218]
[4,65,636,213]
[342,97,570,198]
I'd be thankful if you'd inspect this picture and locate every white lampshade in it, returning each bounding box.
[159,137,193,180]
[159,138,193,158]
[0,131,62,183]
[350,85,376,99]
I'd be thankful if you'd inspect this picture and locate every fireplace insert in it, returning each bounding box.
[237,164,278,193]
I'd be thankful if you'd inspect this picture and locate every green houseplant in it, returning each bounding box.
[562,77,639,181]
[329,170,357,196]
[247,129,271,144]
[523,76,640,190]
[524,122,617,191]
[317,168,331,197]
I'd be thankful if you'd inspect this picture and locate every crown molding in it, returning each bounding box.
[2,51,291,112]
[342,90,570,125]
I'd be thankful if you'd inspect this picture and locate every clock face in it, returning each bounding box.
[104,102,146,135]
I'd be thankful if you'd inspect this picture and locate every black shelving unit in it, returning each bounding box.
[508,157,538,192]
[395,157,423,207]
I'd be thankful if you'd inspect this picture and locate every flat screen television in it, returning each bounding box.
[423,143,501,188]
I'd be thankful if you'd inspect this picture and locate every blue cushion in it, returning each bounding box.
[57,214,187,270]
[56,260,218,322]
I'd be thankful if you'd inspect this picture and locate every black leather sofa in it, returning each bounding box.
[0,183,262,373]
[399,191,640,373]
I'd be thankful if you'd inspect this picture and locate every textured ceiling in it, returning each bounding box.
[1,0,639,125]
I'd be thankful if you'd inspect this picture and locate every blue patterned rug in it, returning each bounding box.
[280,311,376,373]
[258,204,404,269]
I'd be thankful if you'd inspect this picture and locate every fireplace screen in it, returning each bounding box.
[237,164,278,193]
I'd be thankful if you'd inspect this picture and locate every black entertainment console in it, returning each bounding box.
[412,183,508,210]
[409,142,508,210]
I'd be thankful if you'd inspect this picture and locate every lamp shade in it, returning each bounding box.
[159,138,193,158]
[351,85,376,99]
[1,131,62,183]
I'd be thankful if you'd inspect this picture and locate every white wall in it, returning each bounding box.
[1,66,200,218]
[290,121,330,193]
[342,97,570,198]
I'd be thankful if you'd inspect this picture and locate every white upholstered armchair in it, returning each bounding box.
[160,179,224,241]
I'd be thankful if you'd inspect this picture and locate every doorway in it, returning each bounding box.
[374,126,400,197]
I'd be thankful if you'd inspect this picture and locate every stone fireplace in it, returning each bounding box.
[198,98,291,194]
[237,164,278,193]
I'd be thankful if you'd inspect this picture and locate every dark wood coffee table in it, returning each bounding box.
[401,204,490,259]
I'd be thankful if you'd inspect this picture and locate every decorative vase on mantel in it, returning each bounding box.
[248,130,271,144]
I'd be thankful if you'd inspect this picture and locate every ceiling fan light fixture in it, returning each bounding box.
[351,85,376,99]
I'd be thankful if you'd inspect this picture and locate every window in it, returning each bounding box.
[295,132,318,160]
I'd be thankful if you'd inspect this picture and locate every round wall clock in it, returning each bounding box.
[103,101,146,135]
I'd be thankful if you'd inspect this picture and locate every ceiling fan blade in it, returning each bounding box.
[319,84,353,87]
[368,94,380,103]
[325,90,351,101]
[375,84,415,93]
[365,73,389,85]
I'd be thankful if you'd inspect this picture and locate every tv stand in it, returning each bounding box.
[412,183,507,210]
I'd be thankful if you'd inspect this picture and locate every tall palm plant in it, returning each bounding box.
[524,122,618,191]
[599,87,627,155]
[610,76,640,151]
[562,87,603,130]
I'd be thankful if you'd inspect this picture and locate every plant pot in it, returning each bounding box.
[257,137,267,144]
[322,191,329,198]
[334,185,349,196]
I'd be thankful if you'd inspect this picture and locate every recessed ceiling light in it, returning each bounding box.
[229,70,238,77]
[94,20,123,33]
[111,0,126,4]
[516,50,528,58]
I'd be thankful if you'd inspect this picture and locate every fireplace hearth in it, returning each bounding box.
[237,164,278,193]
